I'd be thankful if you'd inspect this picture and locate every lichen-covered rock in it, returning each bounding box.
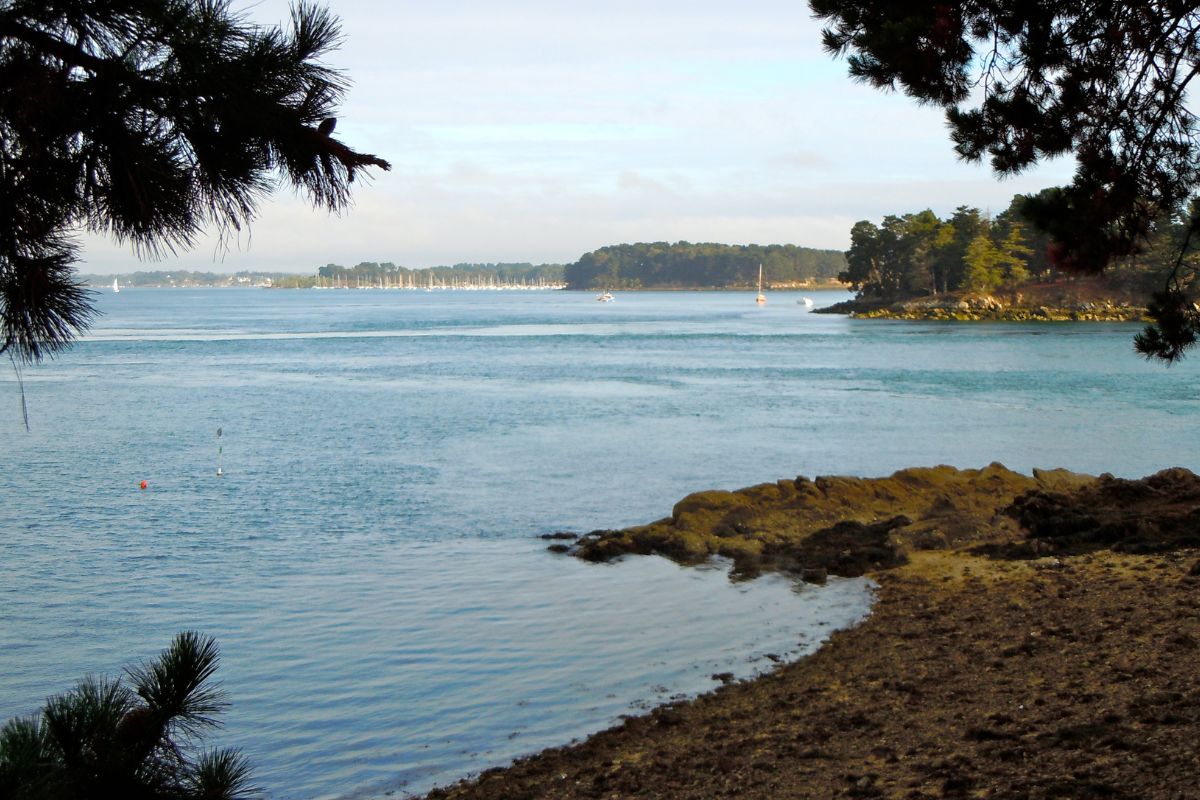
[826,289,1148,323]
[671,489,753,532]
[574,464,1097,579]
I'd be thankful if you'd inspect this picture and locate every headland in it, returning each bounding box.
[426,465,1200,799]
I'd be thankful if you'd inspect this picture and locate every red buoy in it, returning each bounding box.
[139,480,148,490]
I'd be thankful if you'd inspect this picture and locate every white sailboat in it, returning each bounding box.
[799,296,814,308]
[112,277,120,294]
[596,289,614,302]
[755,264,766,305]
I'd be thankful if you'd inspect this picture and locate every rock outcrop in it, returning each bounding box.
[571,464,1094,579]
[1000,467,1200,555]
[821,294,1147,322]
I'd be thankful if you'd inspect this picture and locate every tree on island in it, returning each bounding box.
[840,194,1185,303]
[0,632,255,799]
[0,0,390,364]
[810,2,1200,360]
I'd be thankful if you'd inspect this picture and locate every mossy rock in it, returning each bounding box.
[672,489,747,516]
[574,464,1106,579]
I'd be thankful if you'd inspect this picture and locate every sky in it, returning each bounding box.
[80,0,1076,274]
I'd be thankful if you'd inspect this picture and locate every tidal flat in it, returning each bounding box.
[426,465,1200,799]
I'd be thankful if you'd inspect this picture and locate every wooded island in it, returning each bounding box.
[563,242,846,289]
[824,191,1195,321]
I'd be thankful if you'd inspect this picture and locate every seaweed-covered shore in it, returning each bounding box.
[425,465,1200,799]
[814,282,1148,322]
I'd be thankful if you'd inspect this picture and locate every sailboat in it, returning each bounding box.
[755,264,766,305]
[112,277,120,294]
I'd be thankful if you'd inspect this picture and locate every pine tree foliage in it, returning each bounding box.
[0,631,255,800]
[811,1,1200,359]
[0,0,390,363]
[963,232,1006,294]
[841,194,1191,303]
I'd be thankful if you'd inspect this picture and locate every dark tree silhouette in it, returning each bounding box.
[810,2,1200,360]
[0,0,390,363]
[0,632,255,799]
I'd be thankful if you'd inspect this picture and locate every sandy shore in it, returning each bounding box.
[423,466,1200,799]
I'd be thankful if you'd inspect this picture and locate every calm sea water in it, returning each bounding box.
[2,288,1198,798]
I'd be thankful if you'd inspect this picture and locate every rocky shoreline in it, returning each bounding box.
[424,465,1200,799]
[816,294,1147,322]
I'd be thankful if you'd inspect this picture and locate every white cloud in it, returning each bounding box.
[78,1,1079,273]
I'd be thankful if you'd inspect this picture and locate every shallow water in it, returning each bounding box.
[2,288,1197,798]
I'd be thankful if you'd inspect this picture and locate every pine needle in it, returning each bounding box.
[9,351,29,432]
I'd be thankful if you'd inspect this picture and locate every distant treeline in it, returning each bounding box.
[79,270,283,287]
[842,190,1194,301]
[259,261,566,289]
[563,242,846,290]
[84,247,851,291]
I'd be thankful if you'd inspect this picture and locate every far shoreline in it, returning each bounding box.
[87,283,853,292]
